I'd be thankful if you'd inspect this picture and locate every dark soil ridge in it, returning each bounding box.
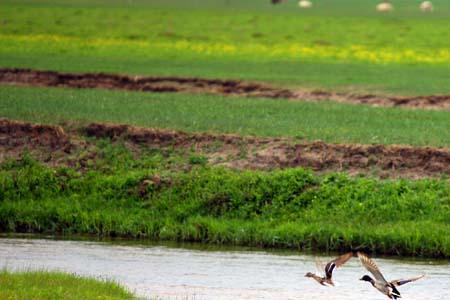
[0,119,74,165]
[0,118,69,149]
[0,68,292,98]
[2,68,450,110]
[2,118,449,179]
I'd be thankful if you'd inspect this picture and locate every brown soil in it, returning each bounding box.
[0,68,292,98]
[0,119,67,147]
[2,68,450,110]
[0,119,76,165]
[3,119,447,179]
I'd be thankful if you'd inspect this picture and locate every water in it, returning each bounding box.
[0,237,449,299]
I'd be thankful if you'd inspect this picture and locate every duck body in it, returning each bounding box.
[358,252,424,299]
[305,252,353,286]
[360,275,401,299]
[304,272,334,286]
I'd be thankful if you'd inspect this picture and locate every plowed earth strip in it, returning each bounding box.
[1,68,450,110]
[1,119,449,179]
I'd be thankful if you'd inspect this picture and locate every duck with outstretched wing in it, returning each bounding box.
[358,252,424,299]
[305,252,353,286]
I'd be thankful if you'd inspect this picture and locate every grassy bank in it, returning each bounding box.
[0,270,134,299]
[1,86,450,147]
[1,0,450,94]
[0,146,449,258]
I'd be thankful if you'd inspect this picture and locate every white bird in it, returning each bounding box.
[420,1,434,12]
[298,0,312,9]
[377,2,394,12]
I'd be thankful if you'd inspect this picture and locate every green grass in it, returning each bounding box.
[0,270,134,300]
[0,151,449,257]
[0,0,449,94]
[1,85,450,147]
[2,0,449,48]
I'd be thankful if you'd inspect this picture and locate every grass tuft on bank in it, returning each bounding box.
[0,269,134,300]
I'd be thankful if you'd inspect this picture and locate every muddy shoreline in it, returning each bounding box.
[1,119,449,179]
[1,68,450,110]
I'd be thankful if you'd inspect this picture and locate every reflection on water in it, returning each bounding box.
[0,238,449,299]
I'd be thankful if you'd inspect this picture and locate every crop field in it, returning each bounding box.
[0,0,450,261]
[1,86,450,147]
[1,0,450,94]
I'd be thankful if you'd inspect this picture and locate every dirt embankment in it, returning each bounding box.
[2,119,449,179]
[2,68,450,110]
[0,68,292,98]
[0,119,71,162]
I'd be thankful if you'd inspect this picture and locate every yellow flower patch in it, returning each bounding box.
[1,34,449,65]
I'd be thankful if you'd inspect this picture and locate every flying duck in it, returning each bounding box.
[305,252,353,286]
[358,252,425,299]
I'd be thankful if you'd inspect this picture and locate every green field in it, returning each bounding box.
[1,85,450,147]
[0,148,449,257]
[0,270,134,299]
[1,0,449,94]
[1,0,450,260]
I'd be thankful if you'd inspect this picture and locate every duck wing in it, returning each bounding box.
[390,274,425,286]
[315,257,326,277]
[357,252,389,284]
[325,252,353,279]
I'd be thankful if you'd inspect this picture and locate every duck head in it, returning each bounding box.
[305,272,315,277]
[360,275,374,282]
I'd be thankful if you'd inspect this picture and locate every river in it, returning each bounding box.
[0,238,449,299]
